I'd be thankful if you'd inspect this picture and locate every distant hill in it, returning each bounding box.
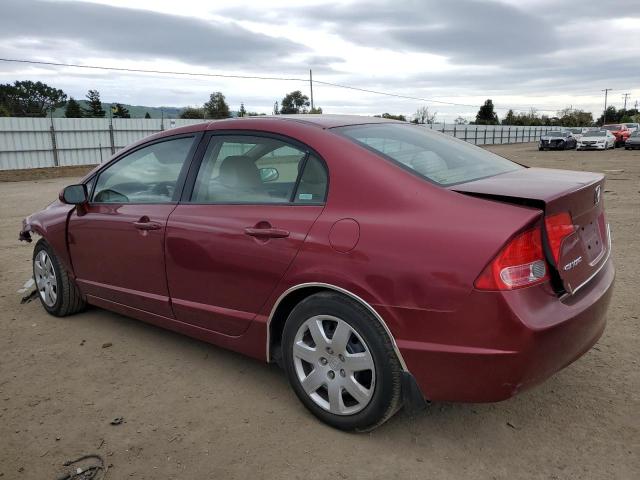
[53,100,184,119]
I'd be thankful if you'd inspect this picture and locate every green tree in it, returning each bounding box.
[454,116,468,125]
[280,90,310,114]
[180,107,205,119]
[0,80,67,117]
[502,109,515,125]
[112,103,130,118]
[377,113,407,121]
[64,97,83,118]
[475,99,499,125]
[238,102,247,117]
[204,92,230,119]
[557,107,593,127]
[83,90,105,117]
[144,112,151,119]
[309,106,323,114]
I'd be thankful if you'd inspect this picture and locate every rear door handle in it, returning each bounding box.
[244,227,290,238]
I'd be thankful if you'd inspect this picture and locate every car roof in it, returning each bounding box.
[166,114,403,136]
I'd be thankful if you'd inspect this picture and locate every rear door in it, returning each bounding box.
[165,133,328,335]
[68,134,199,316]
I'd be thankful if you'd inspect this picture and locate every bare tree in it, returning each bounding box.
[413,105,437,124]
[454,116,468,125]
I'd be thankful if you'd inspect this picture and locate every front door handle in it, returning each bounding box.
[244,227,290,239]
[133,217,162,231]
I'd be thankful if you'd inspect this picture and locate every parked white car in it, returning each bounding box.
[576,130,616,150]
[624,123,639,133]
[567,127,589,140]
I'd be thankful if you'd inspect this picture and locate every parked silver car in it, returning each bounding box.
[539,130,577,150]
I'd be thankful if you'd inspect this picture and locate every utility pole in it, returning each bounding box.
[622,93,631,111]
[309,69,314,111]
[602,88,612,124]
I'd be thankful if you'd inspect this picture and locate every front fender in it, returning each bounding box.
[19,201,75,274]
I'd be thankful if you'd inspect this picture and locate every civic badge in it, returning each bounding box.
[594,185,601,206]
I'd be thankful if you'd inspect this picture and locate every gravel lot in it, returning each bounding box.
[1,143,638,479]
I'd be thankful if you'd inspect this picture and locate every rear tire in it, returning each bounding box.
[33,239,85,317]
[282,292,402,431]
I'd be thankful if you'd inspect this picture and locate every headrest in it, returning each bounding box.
[219,156,261,188]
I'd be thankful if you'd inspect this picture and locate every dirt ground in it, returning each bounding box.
[1,143,638,479]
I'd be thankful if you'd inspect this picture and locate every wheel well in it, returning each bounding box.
[267,284,407,373]
[268,286,327,364]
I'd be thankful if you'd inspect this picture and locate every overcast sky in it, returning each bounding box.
[1,0,639,120]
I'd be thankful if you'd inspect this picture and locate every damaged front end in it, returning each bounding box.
[19,217,34,243]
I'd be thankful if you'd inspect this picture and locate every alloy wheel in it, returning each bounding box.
[34,250,57,307]
[292,315,376,415]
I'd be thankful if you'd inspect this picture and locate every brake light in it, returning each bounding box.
[475,225,549,290]
[545,212,575,264]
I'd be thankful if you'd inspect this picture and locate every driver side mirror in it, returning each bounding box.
[59,184,88,205]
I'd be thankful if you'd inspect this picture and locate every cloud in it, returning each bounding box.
[0,0,313,71]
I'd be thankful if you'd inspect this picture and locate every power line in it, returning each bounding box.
[0,57,481,108]
[0,57,306,82]
[0,56,608,113]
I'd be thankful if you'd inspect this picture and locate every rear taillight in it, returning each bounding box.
[475,225,549,290]
[545,212,575,264]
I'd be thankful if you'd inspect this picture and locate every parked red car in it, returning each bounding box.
[20,115,614,431]
[603,124,631,146]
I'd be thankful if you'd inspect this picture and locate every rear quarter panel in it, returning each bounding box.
[260,136,542,344]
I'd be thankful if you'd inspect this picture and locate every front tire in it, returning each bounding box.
[282,292,402,431]
[33,239,85,316]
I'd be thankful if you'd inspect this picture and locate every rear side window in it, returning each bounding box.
[191,135,327,204]
[336,123,521,186]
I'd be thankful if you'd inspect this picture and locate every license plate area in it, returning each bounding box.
[578,220,604,264]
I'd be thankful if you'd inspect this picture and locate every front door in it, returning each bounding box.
[68,134,198,317]
[165,133,328,335]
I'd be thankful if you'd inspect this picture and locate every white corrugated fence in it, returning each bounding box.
[0,117,204,170]
[0,117,557,170]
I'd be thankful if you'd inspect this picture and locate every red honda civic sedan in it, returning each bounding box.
[20,115,614,431]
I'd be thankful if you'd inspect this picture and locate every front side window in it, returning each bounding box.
[93,136,195,203]
[336,123,521,186]
[191,135,327,204]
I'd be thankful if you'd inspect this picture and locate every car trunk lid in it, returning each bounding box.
[451,168,610,294]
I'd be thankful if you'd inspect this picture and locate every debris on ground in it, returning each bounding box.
[55,454,107,480]
[506,421,518,430]
[18,278,37,304]
[101,343,112,349]
[110,417,124,426]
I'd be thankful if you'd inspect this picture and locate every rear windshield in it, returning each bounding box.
[604,125,622,130]
[336,123,521,186]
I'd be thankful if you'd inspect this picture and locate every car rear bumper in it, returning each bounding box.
[387,257,614,403]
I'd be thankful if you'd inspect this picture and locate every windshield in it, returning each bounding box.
[546,131,565,136]
[586,131,607,137]
[568,128,583,134]
[625,124,638,128]
[603,125,622,131]
[631,132,640,137]
[336,123,521,186]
